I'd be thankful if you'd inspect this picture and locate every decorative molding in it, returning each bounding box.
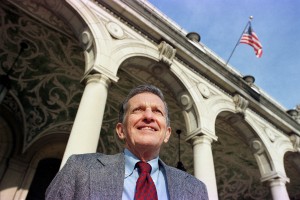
[85,73,111,89]
[158,41,176,66]
[290,134,300,152]
[251,139,265,155]
[197,82,211,98]
[295,105,300,124]
[81,30,93,51]
[264,127,277,143]
[261,172,290,183]
[233,94,249,115]
[268,177,290,186]
[106,21,125,39]
[179,93,193,111]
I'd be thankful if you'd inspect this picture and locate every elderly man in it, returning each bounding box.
[46,84,208,200]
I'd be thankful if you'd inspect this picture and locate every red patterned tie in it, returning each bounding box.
[134,161,158,200]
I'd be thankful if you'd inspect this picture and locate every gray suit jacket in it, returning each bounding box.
[46,153,208,200]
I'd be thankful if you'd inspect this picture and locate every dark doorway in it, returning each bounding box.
[26,158,61,200]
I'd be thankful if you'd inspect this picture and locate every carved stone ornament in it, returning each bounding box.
[197,82,210,98]
[251,139,265,155]
[233,94,249,115]
[265,127,276,142]
[295,105,300,124]
[81,30,93,50]
[106,21,125,39]
[158,41,176,66]
[180,93,193,110]
[290,134,300,152]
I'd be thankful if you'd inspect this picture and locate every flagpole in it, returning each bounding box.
[225,16,253,66]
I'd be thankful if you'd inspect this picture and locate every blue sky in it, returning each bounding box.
[148,0,300,110]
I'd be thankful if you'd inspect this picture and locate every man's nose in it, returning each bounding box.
[143,108,154,121]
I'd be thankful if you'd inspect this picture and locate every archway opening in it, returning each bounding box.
[26,158,61,200]
[98,56,195,172]
[284,151,300,199]
[214,111,271,199]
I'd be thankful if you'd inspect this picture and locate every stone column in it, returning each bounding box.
[191,135,218,200]
[269,178,290,200]
[61,74,111,168]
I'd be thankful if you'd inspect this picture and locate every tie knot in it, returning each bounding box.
[136,161,151,173]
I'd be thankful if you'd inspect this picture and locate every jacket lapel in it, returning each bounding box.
[162,162,182,199]
[160,160,191,200]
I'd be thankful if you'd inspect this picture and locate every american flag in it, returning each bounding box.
[240,23,263,58]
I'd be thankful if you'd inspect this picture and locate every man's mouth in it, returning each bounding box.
[138,126,157,131]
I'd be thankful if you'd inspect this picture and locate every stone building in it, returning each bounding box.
[0,0,299,199]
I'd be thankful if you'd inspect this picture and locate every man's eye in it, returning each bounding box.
[133,108,143,112]
[154,109,163,115]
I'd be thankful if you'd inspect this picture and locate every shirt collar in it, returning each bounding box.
[124,148,159,177]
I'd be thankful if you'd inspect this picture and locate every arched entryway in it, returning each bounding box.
[98,56,195,172]
[214,111,271,199]
[26,158,61,200]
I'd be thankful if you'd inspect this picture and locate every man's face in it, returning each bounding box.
[116,92,171,157]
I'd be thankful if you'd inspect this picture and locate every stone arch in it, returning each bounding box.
[214,110,272,199]
[203,95,237,135]
[23,122,73,152]
[56,0,114,74]
[197,94,275,199]
[283,151,300,199]
[14,132,68,200]
[280,134,300,198]
[0,92,25,178]
[205,94,278,180]
[108,41,160,76]
[244,114,289,176]
[0,115,14,179]
[101,55,196,171]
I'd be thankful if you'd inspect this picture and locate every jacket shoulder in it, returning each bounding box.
[67,153,123,168]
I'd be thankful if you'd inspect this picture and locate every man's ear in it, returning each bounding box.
[163,127,172,143]
[116,123,126,140]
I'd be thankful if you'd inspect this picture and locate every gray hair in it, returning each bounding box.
[118,84,170,126]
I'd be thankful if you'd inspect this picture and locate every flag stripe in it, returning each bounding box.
[240,23,263,58]
[240,34,262,48]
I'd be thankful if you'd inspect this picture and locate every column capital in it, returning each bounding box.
[186,127,218,143]
[83,66,119,83]
[268,176,290,200]
[261,171,290,183]
[83,73,111,88]
[269,177,289,187]
[190,135,214,146]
